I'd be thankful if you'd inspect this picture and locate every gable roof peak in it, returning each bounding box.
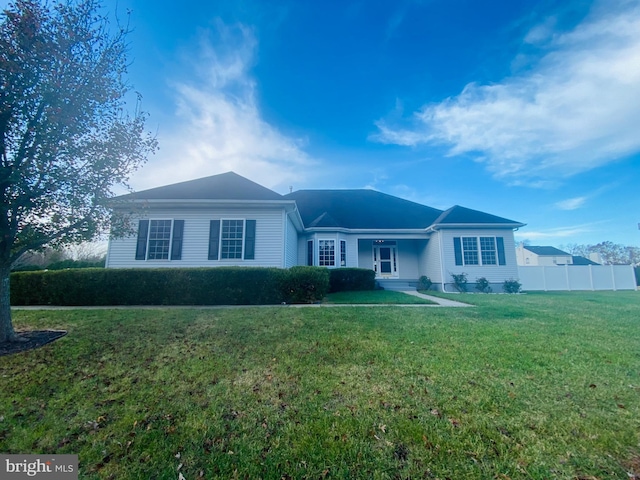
[117,171,284,201]
[432,204,524,227]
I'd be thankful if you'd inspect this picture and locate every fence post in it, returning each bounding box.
[589,264,594,290]
[565,264,570,291]
[611,264,616,291]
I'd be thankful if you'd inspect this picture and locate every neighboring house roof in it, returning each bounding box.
[117,171,284,201]
[432,205,524,228]
[284,189,444,229]
[523,246,570,256]
[572,255,600,265]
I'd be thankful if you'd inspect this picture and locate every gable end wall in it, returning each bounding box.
[107,207,286,268]
[439,228,519,286]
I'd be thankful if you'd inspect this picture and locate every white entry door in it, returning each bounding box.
[373,245,398,278]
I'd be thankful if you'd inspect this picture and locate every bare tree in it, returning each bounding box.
[0,0,157,342]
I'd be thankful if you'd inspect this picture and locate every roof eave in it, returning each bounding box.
[430,222,526,230]
[109,199,297,208]
[303,227,431,234]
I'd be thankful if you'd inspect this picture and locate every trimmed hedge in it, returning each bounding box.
[11,267,288,306]
[10,266,373,306]
[329,268,375,293]
[280,266,330,304]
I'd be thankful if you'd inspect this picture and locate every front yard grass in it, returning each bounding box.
[1,291,639,479]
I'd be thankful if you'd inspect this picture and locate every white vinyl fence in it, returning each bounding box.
[518,265,637,291]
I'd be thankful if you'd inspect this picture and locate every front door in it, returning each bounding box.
[373,244,398,278]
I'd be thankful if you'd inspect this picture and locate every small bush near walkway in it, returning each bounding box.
[329,268,375,293]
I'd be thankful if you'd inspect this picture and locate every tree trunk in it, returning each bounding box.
[0,264,19,343]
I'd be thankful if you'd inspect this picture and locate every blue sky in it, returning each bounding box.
[8,0,640,246]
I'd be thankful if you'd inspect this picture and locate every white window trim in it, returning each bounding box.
[318,238,336,267]
[340,239,347,267]
[146,219,174,261]
[460,236,498,266]
[219,218,246,261]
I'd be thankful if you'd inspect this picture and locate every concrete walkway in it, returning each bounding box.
[399,290,473,307]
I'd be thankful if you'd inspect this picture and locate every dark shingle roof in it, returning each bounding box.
[116,171,525,231]
[285,189,443,229]
[524,246,570,256]
[572,255,600,265]
[118,171,284,201]
[433,205,523,226]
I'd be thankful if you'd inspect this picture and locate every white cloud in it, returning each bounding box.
[130,22,316,193]
[555,196,587,210]
[515,222,599,241]
[373,1,640,183]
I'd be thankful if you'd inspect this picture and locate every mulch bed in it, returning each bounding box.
[0,330,67,357]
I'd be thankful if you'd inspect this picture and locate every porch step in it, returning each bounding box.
[377,280,416,292]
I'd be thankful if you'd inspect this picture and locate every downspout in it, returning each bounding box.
[426,225,446,292]
[439,232,446,292]
[282,209,287,269]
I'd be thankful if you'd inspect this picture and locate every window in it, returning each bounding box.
[340,240,346,266]
[307,240,314,266]
[319,240,335,266]
[221,219,244,259]
[454,236,506,266]
[208,219,256,261]
[480,237,497,265]
[148,220,172,259]
[135,219,184,261]
[462,237,479,265]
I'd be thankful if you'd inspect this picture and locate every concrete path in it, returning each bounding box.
[399,290,473,307]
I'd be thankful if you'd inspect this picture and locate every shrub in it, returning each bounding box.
[451,272,468,292]
[475,277,492,293]
[11,267,288,306]
[329,268,375,293]
[281,266,330,304]
[418,275,433,291]
[503,278,522,294]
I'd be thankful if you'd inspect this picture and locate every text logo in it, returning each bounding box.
[1,455,78,479]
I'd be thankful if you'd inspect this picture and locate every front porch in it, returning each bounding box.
[356,238,429,286]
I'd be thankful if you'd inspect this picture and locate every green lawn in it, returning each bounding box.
[1,291,639,479]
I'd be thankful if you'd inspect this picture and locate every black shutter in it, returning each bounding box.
[208,220,220,260]
[307,240,313,266]
[170,220,184,260]
[244,220,256,260]
[453,237,463,266]
[496,237,506,265]
[135,220,149,260]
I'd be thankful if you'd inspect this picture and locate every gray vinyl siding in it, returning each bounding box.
[345,235,359,268]
[395,240,420,279]
[358,239,374,270]
[284,215,299,268]
[421,234,443,283]
[107,208,286,268]
[440,228,519,283]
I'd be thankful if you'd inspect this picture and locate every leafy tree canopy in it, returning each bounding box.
[559,242,640,266]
